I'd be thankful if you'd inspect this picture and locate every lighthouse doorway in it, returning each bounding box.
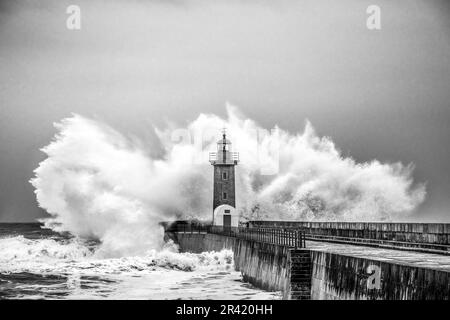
[223,214,231,227]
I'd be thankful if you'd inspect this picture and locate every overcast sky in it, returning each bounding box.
[1,0,449,222]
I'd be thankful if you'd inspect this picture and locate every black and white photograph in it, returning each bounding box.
[0,0,449,310]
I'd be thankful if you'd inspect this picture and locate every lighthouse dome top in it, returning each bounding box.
[209,130,239,165]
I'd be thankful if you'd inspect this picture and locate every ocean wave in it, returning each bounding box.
[0,235,93,261]
[0,236,233,275]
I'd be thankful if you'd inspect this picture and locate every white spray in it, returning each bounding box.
[30,104,426,257]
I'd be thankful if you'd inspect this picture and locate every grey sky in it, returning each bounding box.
[1,0,449,222]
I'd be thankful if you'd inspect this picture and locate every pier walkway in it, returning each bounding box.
[307,241,450,272]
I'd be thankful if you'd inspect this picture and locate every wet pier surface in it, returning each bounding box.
[307,240,450,272]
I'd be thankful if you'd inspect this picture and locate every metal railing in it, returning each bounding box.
[171,223,210,234]
[248,221,450,255]
[170,223,306,249]
[209,152,239,164]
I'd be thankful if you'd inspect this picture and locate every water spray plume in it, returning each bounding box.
[30,104,426,257]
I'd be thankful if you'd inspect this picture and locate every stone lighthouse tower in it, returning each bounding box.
[209,129,239,227]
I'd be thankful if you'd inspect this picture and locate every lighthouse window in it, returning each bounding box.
[222,172,228,180]
[223,192,228,200]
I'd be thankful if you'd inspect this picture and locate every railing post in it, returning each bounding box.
[292,230,294,247]
[287,229,290,246]
[291,230,294,247]
[299,229,302,249]
[294,229,296,248]
[288,230,292,247]
[289,230,292,247]
[301,230,304,248]
[303,231,306,248]
[295,230,298,248]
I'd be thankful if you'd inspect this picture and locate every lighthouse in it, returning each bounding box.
[209,129,239,227]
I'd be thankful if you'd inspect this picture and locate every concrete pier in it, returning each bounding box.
[166,222,450,300]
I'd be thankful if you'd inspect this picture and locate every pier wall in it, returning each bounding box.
[234,239,291,293]
[174,232,292,294]
[310,250,450,300]
[173,233,235,253]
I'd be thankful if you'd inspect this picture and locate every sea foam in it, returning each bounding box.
[0,236,233,275]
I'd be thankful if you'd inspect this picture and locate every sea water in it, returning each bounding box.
[0,223,280,300]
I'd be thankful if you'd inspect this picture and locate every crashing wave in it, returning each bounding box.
[0,236,233,275]
[30,105,425,256]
